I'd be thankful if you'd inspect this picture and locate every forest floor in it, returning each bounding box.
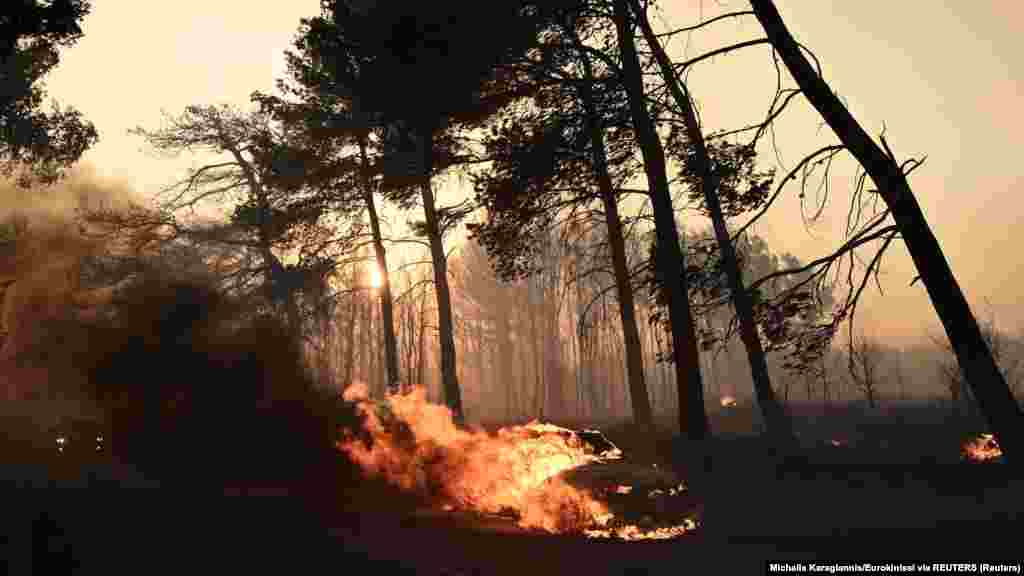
[316,428,1023,574]
[6,406,1023,574]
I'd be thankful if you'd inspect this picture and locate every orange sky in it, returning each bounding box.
[43,0,1024,346]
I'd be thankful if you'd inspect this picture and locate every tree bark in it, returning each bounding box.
[750,0,1023,461]
[613,0,708,440]
[572,22,652,427]
[359,137,401,394]
[418,129,464,421]
[632,0,793,441]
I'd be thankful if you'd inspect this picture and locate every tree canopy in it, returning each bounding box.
[1,0,97,185]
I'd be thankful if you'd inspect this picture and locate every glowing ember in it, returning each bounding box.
[720,395,737,408]
[962,433,1003,463]
[584,518,698,541]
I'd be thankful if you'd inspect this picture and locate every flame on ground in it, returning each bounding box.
[339,383,611,533]
[337,384,697,539]
[584,518,698,541]
[962,433,1003,462]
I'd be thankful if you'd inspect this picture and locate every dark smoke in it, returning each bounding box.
[67,272,360,489]
[0,167,364,492]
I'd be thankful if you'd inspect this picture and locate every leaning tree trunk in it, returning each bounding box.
[632,0,794,442]
[418,128,464,421]
[573,22,653,428]
[613,0,708,440]
[750,0,1023,461]
[359,137,401,394]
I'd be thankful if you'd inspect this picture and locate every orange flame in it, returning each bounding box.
[338,383,613,533]
[585,518,697,541]
[962,433,1003,462]
[720,395,737,408]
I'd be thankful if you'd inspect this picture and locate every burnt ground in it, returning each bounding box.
[5,405,1024,574]
[10,459,1018,575]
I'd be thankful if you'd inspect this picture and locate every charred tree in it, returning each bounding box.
[750,0,1024,460]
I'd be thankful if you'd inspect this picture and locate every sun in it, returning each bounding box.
[369,266,383,289]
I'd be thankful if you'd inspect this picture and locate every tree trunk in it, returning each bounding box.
[750,0,1023,460]
[361,288,371,392]
[378,299,386,395]
[545,302,563,420]
[476,317,486,419]
[572,24,652,427]
[416,288,426,390]
[632,0,792,442]
[530,282,543,418]
[821,360,831,406]
[496,288,513,420]
[400,296,413,388]
[516,290,531,421]
[342,289,357,388]
[418,129,463,421]
[613,0,707,440]
[371,294,380,395]
[359,137,401,394]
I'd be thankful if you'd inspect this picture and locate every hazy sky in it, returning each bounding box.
[43,1,1023,347]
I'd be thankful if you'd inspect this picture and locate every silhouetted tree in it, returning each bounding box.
[254,24,410,392]
[847,332,882,409]
[933,315,1022,417]
[629,0,792,441]
[612,0,707,439]
[0,0,97,185]
[122,104,350,335]
[470,4,655,426]
[303,0,567,421]
[749,0,1024,462]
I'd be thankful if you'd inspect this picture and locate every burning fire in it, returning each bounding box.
[584,518,697,541]
[720,395,737,409]
[337,383,698,539]
[961,433,1003,463]
[339,383,612,533]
